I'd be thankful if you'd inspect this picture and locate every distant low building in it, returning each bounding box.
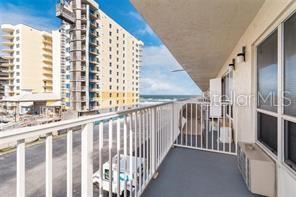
[0,91,61,120]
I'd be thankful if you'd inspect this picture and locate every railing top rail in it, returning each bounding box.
[0,97,201,143]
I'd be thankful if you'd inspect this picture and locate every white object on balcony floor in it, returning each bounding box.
[219,126,232,143]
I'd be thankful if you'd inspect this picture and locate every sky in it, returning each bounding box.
[0,0,201,95]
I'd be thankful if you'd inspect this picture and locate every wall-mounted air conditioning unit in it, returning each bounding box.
[237,142,276,197]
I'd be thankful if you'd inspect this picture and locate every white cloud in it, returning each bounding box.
[142,45,181,69]
[126,11,155,36]
[127,11,143,21]
[136,24,154,36]
[140,45,201,95]
[0,3,58,32]
[141,76,186,94]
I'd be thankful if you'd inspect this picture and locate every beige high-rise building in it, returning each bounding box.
[56,0,143,113]
[99,11,143,111]
[0,24,53,96]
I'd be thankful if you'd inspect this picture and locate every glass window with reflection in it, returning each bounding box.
[257,30,278,112]
[285,121,296,170]
[257,112,278,154]
[284,12,296,116]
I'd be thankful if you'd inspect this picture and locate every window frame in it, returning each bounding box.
[254,9,296,177]
[255,28,279,157]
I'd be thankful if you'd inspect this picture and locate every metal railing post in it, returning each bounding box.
[16,139,25,197]
[171,103,175,146]
[46,133,53,197]
[81,123,94,197]
[67,130,73,197]
[151,107,156,174]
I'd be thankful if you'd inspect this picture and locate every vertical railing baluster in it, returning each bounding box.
[129,114,137,195]
[185,104,188,147]
[229,104,232,153]
[139,111,142,193]
[108,120,113,197]
[144,110,147,186]
[200,104,203,149]
[217,117,220,151]
[16,139,25,197]
[152,108,156,176]
[206,104,209,149]
[191,103,193,147]
[150,109,153,179]
[211,117,214,150]
[46,133,53,197]
[99,122,104,197]
[158,107,160,165]
[180,104,183,146]
[81,123,94,197]
[67,130,73,197]
[195,103,198,148]
[134,112,138,196]
[156,108,158,166]
[124,115,128,197]
[171,103,175,145]
[116,118,121,197]
[160,107,162,160]
[223,105,226,152]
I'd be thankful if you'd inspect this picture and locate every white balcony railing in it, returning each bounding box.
[0,98,236,196]
[173,100,236,155]
[0,101,177,197]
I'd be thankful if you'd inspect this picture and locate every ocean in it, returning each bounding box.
[140,95,199,104]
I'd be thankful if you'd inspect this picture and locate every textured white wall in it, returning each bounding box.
[216,0,296,196]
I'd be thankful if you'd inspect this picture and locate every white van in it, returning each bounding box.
[93,154,145,196]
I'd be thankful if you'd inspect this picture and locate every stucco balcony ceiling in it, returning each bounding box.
[130,0,264,90]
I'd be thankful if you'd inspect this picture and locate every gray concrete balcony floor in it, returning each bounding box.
[142,147,253,197]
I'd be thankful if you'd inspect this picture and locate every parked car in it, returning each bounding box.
[93,154,145,196]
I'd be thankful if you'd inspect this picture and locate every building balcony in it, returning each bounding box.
[1,24,14,33]
[90,69,99,74]
[0,99,248,197]
[1,48,14,53]
[90,97,99,102]
[1,55,13,60]
[90,21,97,28]
[73,4,86,10]
[89,40,98,47]
[43,46,52,52]
[70,65,86,72]
[142,148,250,197]
[43,71,52,77]
[89,31,98,38]
[1,42,13,47]
[78,25,87,31]
[43,39,52,45]
[89,87,99,92]
[1,62,13,67]
[70,44,86,52]
[89,11,99,19]
[89,59,98,64]
[89,78,99,83]
[89,49,98,55]
[42,64,52,70]
[81,15,87,21]
[43,53,52,59]
[1,34,14,40]
[43,59,52,64]
[56,3,75,24]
